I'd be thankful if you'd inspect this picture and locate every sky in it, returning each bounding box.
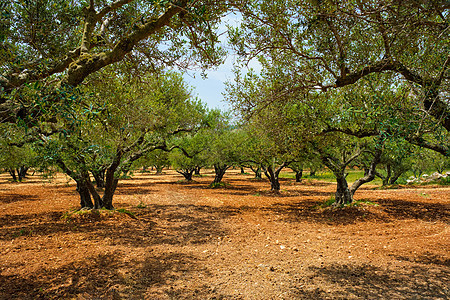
[182,13,261,112]
[183,55,237,112]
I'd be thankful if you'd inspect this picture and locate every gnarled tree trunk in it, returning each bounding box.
[76,180,94,209]
[177,168,195,181]
[262,162,288,192]
[8,168,17,182]
[92,168,106,188]
[335,176,353,205]
[212,164,229,184]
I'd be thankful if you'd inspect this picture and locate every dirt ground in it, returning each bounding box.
[0,169,449,299]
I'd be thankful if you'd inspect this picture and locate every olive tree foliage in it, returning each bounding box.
[36,70,203,209]
[227,56,428,203]
[135,149,170,174]
[203,113,245,186]
[0,125,36,181]
[0,0,228,123]
[169,130,210,181]
[229,0,450,150]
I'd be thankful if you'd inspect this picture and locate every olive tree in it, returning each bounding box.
[1,0,228,123]
[229,0,450,150]
[36,69,203,209]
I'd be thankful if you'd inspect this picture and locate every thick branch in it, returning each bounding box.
[65,2,186,86]
[350,148,382,195]
[405,135,450,157]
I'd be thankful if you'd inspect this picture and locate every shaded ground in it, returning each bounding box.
[0,170,449,299]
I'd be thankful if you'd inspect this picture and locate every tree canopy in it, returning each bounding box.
[0,0,227,122]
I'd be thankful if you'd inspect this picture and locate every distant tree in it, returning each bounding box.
[170,128,210,181]
[0,125,37,182]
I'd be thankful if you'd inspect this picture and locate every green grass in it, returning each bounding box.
[209,181,228,189]
[136,202,147,209]
[280,170,384,186]
[314,197,379,209]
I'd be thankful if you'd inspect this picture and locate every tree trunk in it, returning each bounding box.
[17,166,28,181]
[194,166,201,175]
[8,168,17,182]
[250,166,262,179]
[92,168,106,188]
[389,171,404,185]
[350,149,382,196]
[240,167,245,174]
[155,165,164,175]
[212,164,228,184]
[83,172,103,209]
[295,170,303,182]
[335,176,353,205]
[102,178,118,210]
[262,165,284,192]
[382,164,391,186]
[76,180,94,209]
[310,169,317,176]
[177,169,194,181]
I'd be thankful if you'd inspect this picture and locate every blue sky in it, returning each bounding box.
[182,13,261,112]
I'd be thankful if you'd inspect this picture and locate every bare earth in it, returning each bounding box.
[0,169,449,299]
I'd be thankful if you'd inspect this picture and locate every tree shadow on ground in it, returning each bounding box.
[0,211,68,241]
[263,196,450,225]
[390,252,450,268]
[263,200,375,225]
[376,198,450,224]
[0,193,40,204]
[291,262,449,299]
[0,251,235,299]
[99,204,240,247]
[0,204,240,246]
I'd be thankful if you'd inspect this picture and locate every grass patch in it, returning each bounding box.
[115,208,137,219]
[350,200,379,207]
[136,202,147,209]
[61,207,137,221]
[209,182,228,189]
[314,197,336,209]
[281,170,383,186]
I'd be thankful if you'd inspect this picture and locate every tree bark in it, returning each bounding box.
[262,163,287,192]
[155,165,164,175]
[101,163,120,209]
[76,180,94,209]
[335,176,353,205]
[177,169,195,181]
[212,164,229,184]
[350,149,382,195]
[295,170,303,182]
[8,168,17,182]
[92,168,106,188]
[194,166,201,175]
[250,166,262,179]
[17,166,29,181]
[102,178,118,210]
